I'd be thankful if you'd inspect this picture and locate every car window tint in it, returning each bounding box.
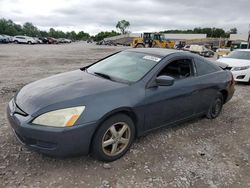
[195,57,220,76]
[158,59,194,80]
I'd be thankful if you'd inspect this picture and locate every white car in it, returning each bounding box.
[189,45,214,57]
[13,35,36,44]
[183,45,190,51]
[217,49,250,83]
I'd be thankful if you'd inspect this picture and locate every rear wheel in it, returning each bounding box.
[91,114,135,162]
[206,93,223,119]
[28,41,32,45]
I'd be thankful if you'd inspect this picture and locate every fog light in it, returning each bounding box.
[236,75,245,79]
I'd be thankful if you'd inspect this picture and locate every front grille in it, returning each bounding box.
[13,101,28,116]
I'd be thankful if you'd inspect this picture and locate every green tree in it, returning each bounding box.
[23,22,40,37]
[93,30,120,41]
[161,27,230,38]
[0,18,23,36]
[48,28,56,37]
[229,28,237,34]
[116,20,130,34]
[76,31,90,40]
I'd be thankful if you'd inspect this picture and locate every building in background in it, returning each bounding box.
[230,34,248,41]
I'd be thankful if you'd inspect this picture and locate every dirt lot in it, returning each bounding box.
[0,42,250,188]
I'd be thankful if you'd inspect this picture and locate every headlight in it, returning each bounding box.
[32,106,85,127]
[232,66,250,71]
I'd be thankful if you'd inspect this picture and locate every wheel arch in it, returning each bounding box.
[135,43,145,48]
[89,107,139,152]
[219,89,228,104]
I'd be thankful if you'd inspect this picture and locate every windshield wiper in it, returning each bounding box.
[93,72,112,80]
[91,71,131,84]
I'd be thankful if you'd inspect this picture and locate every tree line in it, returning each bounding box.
[161,27,237,38]
[0,18,121,41]
[0,18,238,41]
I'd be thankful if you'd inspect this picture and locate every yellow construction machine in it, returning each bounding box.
[131,32,175,48]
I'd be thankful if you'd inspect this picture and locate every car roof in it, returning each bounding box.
[235,49,250,52]
[125,48,182,58]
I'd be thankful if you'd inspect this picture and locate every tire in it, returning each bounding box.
[247,78,250,85]
[135,44,144,48]
[91,114,135,162]
[153,44,160,48]
[28,41,32,45]
[206,93,223,119]
[14,40,18,44]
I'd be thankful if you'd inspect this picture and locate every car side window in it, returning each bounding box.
[157,59,194,80]
[195,57,220,76]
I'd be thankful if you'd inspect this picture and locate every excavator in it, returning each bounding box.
[131,32,175,48]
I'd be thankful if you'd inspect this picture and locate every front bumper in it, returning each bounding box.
[7,100,97,157]
[231,69,250,82]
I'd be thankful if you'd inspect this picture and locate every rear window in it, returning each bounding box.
[195,57,220,76]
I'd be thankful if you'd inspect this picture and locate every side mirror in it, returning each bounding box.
[156,75,175,86]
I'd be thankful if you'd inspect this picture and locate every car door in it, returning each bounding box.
[18,37,25,43]
[143,56,201,131]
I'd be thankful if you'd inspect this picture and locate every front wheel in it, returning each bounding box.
[91,114,135,162]
[206,93,223,119]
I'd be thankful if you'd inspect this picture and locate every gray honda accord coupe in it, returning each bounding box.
[7,48,235,161]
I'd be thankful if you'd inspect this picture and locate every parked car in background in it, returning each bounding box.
[63,38,72,43]
[96,40,117,46]
[57,38,72,43]
[0,35,7,43]
[183,45,191,51]
[47,37,58,44]
[38,37,48,44]
[189,45,214,57]
[0,34,11,43]
[2,35,12,43]
[13,36,36,44]
[216,48,231,58]
[217,49,250,83]
[7,48,235,161]
[87,39,93,43]
[174,41,186,50]
[33,37,43,44]
[231,42,248,50]
[57,38,64,43]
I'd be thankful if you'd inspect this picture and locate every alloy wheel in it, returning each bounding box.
[102,122,131,156]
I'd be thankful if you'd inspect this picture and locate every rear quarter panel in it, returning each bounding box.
[195,70,232,113]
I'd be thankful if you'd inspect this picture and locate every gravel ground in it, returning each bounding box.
[0,42,250,188]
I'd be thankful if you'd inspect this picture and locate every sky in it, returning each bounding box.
[0,0,249,35]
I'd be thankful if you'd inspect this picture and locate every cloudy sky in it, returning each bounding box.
[0,0,249,35]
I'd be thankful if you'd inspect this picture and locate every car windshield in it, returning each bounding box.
[87,51,161,83]
[225,51,250,60]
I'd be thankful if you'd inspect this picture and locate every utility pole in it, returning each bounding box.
[248,24,250,49]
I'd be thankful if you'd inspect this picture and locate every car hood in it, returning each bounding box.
[217,58,250,67]
[15,70,126,115]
